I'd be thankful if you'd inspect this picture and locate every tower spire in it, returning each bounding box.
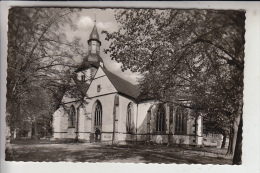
[87,12,101,57]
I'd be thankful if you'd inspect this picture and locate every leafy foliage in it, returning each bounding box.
[6,8,83,133]
[103,9,244,134]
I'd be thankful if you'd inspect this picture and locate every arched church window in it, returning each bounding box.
[126,103,134,133]
[68,105,76,127]
[156,105,166,132]
[175,107,187,134]
[94,101,102,126]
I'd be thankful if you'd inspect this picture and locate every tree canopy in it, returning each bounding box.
[103,8,244,121]
[7,8,83,133]
[103,9,245,163]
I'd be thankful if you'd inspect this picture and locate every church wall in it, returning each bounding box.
[86,73,117,98]
[53,108,61,138]
[77,102,92,141]
[81,93,116,142]
[53,107,69,138]
[116,95,136,143]
[117,95,135,133]
[52,77,201,145]
[129,103,199,145]
[137,102,153,133]
[186,110,195,135]
[78,106,87,139]
[53,97,201,145]
[66,102,81,139]
[170,108,200,145]
[96,94,115,132]
[135,102,154,142]
[116,98,155,144]
[60,112,69,136]
[95,67,106,78]
[169,107,189,145]
[53,101,84,139]
[115,101,193,145]
[78,68,118,142]
[143,103,171,144]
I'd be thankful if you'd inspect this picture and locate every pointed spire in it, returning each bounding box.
[75,11,103,73]
[94,11,96,24]
[88,12,99,41]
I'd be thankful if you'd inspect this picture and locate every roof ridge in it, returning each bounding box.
[101,67,139,99]
[102,67,136,86]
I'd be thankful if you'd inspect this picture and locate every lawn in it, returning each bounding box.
[6,139,232,164]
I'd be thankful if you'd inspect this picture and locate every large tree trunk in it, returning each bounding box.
[31,121,34,139]
[233,114,242,165]
[226,124,234,155]
[226,114,240,156]
[75,107,80,142]
[221,131,227,148]
[35,120,39,139]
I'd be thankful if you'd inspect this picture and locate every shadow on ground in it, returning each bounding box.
[6,140,232,164]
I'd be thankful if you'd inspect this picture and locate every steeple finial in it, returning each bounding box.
[94,11,96,24]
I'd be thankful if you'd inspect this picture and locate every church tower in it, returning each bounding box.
[88,19,101,56]
[74,16,103,83]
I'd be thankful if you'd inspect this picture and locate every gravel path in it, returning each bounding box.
[6,142,232,164]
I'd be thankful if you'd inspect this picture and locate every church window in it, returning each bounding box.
[68,105,76,127]
[97,85,101,92]
[126,103,134,133]
[156,105,166,132]
[81,75,85,82]
[94,101,102,126]
[175,107,187,134]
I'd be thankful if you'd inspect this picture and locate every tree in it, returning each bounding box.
[103,9,244,164]
[6,8,84,137]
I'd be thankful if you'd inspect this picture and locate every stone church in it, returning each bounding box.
[52,22,203,145]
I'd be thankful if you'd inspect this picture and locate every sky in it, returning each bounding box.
[66,8,140,84]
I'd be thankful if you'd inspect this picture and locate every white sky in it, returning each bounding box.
[67,8,140,84]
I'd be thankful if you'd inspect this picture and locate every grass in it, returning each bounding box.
[6,139,232,164]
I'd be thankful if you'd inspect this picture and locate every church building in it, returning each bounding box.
[52,21,203,145]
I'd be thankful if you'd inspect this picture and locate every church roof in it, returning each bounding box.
[76,81,90,96]
[72,75,90,96]
[74,54,103,72]
[87,53,103,63]
[102,67,140,100]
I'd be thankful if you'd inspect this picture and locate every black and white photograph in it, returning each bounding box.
[1,2,259,172]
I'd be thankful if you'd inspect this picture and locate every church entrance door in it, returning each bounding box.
[94,128,101,142]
